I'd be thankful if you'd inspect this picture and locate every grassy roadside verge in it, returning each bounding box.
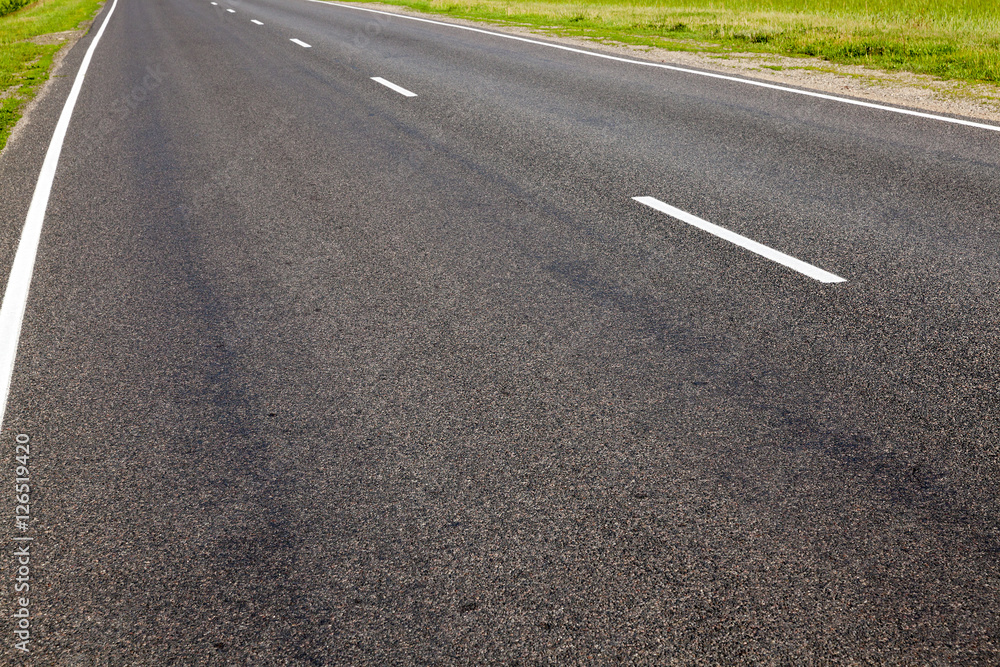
[0,0,103,152]
[1,0,33,18]
[348,0,1000,84]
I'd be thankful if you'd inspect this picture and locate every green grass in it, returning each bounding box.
[347,0,1000,84]
[0,0,102,152]
[1,0,33,19]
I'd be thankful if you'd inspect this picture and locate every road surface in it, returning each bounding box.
[1,0,999,662]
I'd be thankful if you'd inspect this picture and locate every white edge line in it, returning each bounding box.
[251,19,263,25]
[0,0,121,433]
[307,0,1000,133]
[633,196,846,284]
[371,77,417,97]
[290,38,312,48]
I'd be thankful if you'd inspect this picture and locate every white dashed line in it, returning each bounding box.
[210,2,217,5]
[371,77,417,97]
[0,0,121,433]
[312,1,1000,134]
[226,8,235,12]
[251,19,263,25]
[633,196,846,284]
[290,38,311,48]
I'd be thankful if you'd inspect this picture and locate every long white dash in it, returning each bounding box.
[307,1,1000,133]
[290,38,311,48]
[633,196,845,283]
[371,77,417,97]
[251,19,263,25]
[0,0,121,433]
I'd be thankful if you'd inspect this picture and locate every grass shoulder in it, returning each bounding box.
[341,0,1000,85]
[0,0,103,152]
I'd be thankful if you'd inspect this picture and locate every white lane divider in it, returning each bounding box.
[314,1,1000,134]
[371,77,417,97]
[210,2,217,5]
[0,0,121,433]
[633,196,846,283]
[251,19,263,25]
[290,38,311,48]
[226,8,235,12]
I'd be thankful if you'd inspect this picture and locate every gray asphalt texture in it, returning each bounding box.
[1,0,999,663]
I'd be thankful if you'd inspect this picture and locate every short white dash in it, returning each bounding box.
[226,8,235,12]
[210,2,217,5]
[290,38,311,48]
[313,1,1000,134]
[633,196,846,283]
[251,19,263,25]
[371,77,417,97]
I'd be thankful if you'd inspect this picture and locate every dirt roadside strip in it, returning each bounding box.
[344,0,1000,125]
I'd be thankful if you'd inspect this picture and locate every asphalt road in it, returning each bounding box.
[1,0,999,663]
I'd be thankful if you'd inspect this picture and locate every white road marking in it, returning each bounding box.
[310,1,1000,134]
[633,196,846,283]
[210,2,217,5]
[251,19,263,25]
[290,38,311,48]
[227,8,235,12]
[371,77,417,97]
[0,0,121,433]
